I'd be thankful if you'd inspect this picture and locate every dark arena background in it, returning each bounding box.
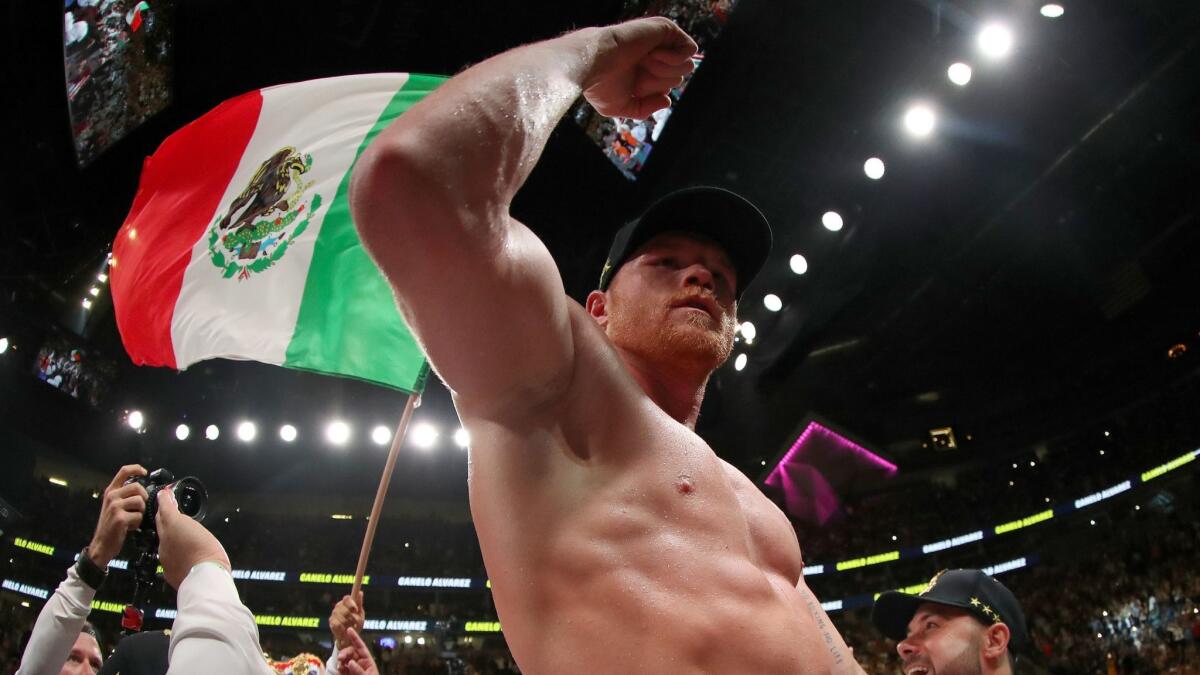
[3,1,1200,673]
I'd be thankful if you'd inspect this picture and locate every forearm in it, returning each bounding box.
[357,27,603,217]
[16,566,96,675]
[167,563,270,675]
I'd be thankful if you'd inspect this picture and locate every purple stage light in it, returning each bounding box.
[764,421,897,525]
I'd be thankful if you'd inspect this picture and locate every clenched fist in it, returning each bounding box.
[583,17,698,120]
[330,591,365,650]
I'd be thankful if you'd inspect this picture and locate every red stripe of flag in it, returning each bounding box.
[111,89,263,368]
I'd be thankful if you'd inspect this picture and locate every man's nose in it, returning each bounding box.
[683,264,714,291]
[897,637,920,659]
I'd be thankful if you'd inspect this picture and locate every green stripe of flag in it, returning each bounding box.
[283,74,447,393]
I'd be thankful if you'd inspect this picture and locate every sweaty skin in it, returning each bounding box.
[351,18,864,675]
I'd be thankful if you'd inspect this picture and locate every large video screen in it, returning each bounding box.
[32,333,116,407]
[572,0,738,180]
[63,0,174,167]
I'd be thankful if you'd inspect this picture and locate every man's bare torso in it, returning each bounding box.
[461,303,852,674]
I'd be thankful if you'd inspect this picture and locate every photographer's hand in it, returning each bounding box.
[87,464,149,567]
[155,487,231,589]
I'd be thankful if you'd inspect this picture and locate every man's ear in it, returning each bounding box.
[585,290,609,328]
[981,622,1011,663]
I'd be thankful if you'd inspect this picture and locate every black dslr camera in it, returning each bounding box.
[122,469,208,633]
[128,468,208,529]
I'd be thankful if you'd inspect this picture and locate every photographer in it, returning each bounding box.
[19,464,273,674]
[17,464,148,675]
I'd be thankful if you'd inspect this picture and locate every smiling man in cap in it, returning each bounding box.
[873,569,1030,675]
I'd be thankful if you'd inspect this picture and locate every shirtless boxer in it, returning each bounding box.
[350,17,865,674]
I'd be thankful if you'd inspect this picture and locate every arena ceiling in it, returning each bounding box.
[2,0,1198,507]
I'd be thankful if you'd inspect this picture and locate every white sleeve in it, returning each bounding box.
[16,565,97,675]
[166,563,272,675]
[325,649,340,675]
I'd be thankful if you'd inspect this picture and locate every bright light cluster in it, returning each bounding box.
[140,412,474,453]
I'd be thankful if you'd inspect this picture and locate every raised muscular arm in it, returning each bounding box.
[350,19,695,417]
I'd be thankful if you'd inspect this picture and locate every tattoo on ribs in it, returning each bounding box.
[804,593,847,665]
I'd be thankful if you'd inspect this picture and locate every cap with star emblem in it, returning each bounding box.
[597,186,772,302]
[871,568,1030,653]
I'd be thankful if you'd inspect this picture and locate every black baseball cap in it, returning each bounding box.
[97,629,170,675]
[598,186,772,301]
[872,569,1030,653]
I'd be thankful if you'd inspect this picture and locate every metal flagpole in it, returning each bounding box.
[353,391,421,597]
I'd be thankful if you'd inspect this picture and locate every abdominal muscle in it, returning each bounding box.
[464,404,849,674]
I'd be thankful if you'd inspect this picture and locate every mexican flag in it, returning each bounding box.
[111,73,444,393]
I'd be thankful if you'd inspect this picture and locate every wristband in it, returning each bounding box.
[189,560,232,577]
[75,546,108,590]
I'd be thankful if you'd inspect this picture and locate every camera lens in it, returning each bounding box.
[172,477,208,523]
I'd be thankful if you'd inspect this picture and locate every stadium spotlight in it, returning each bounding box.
[453,428,470,449]
[789,254,808,275]
[371,425,392,446]
[411,423,438,449]
[740,321,757,343]
[280,424,297,442]
[403,636,413,645]
[734,354,748,371]
[88,287,100,297]
[205,424,220,441]
[97,273,108,283]
[49,477,68,487]
[326,421,351,446]
[947,62,972,86]
[82,298,93,310]
[417,637,426,646]
[0,337,8,354]
[175,424,190,441]
[1040,4,1064,18]
[977,23,1013,59]
[863,157,885,180]
[237,421,257,442]
[903,105,936,138]
[763,294,783,312]
[821,211,844,232]
[127,410,145,431]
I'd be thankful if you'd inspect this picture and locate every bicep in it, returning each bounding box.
[351,146,575,415]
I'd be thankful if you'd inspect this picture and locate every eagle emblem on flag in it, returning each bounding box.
[207,146,322,281]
